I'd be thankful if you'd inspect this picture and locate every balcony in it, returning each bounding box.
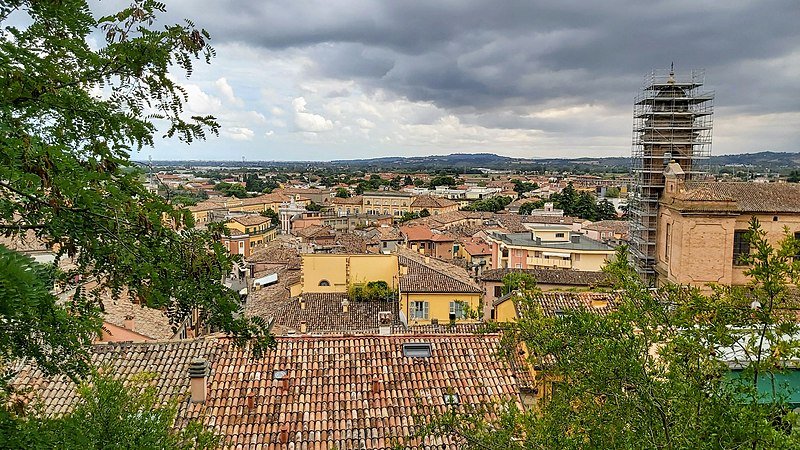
[527,256,572,269]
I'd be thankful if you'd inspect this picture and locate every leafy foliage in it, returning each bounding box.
[512,179,539,196]
[518,200,545,215]
[463,196,512,212]
[0,0,274,383]
[0,371,221,450]
[213,181,248,198]
[549,182,618,220]
[500,271,537,296]
[419,221,800,449]
[347,281,397,302]
[335,187,351,198]
[0,246,102,381]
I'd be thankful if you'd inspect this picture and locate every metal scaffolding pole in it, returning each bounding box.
[629,67,714,282]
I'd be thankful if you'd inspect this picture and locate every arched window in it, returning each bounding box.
[318,280,330,286]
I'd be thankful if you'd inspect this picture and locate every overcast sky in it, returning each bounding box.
[105,1,800,161]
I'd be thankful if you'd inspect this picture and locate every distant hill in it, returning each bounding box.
[148,151,798,173]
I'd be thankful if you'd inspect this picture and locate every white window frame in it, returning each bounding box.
[411,301,429,320]
[449,301,466,319]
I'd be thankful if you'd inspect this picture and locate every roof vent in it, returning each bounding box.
[272,369,288,380]
[402,342,432,358]
[188,358,209,404]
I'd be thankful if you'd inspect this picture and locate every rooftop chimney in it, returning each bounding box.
[123,314,135,331]
[299,321,308,333]
[342,298,350,313]
[246,392,255,410]
[279,424,289,444]
[378,311,392,335]
[299,296,305,310]
[188,358,209,403]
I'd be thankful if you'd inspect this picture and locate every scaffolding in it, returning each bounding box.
[629,67,714,281]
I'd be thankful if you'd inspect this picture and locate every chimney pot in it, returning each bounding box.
[281,377,290,391]
[299,321,308,333]
[299,296,305,310]
[123,314,135,331]
[342,298,350,313]
[188,358,209,404]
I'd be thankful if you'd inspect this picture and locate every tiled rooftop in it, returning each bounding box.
[494,291,618,317]
[673,182,800,213]
[272,293,400,335]
[14,335,522,449]
[410,195,458,209]
[481,268,609,286]
[398,253,482,294]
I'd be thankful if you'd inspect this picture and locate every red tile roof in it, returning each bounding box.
[399,255,482,294]
[670,182,800,213]
[14,335,522,449]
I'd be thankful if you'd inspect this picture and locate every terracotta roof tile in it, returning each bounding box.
[14,335,522,449]
[481,268,609,287]
[272,293,399,334]
[673,182,800,213]
[398,253,482,294]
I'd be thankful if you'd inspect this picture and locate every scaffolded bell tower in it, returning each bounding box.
[630,65,714,281]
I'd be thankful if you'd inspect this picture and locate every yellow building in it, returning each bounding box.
[656,164,800,287]
[409,195,460,216]
[222,215,277,257]
[363,191,415,218]
[300,254,399,293]
[398,253,483,325]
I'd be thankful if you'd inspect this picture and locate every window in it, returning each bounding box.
[573,253,580,261]
[449,301,465,320]
[733,230,750,266]
[318,280,330,286]
[493,286,502,297]
[383,241,388,248]
[664,223,671,262]
[238,240,244,253]
[402,342,432,358]
[411,301,429,320]
[555,232,565,238]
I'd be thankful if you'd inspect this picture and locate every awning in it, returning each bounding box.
[254,273,279,287]
[542,252,571,259]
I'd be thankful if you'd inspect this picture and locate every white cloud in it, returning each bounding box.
[224,127,255,141]
[292,97,334,132]
[270,106,285,116]
[265,130,275,137]
[356,118,375,129]
[215,77,244,107]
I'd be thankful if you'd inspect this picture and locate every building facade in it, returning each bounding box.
[655,165,800,287]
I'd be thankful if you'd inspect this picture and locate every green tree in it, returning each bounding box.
[512,179,539,196]
[0,371,221,449]
[214,181,248,198]
[0,0,273,383]
[419,208,431,218]
[518,200,545,215]
[260,208,279,226]
[500,272,537,295]
[335,187,351,198]
[305,201,324,212]
[787,171,800,183]
[420,222,800,449]
[464,196,512,212]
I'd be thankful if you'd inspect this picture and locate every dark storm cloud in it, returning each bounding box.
[132,0,799,133]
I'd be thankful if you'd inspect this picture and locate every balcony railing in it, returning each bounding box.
[527,257,572,269]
